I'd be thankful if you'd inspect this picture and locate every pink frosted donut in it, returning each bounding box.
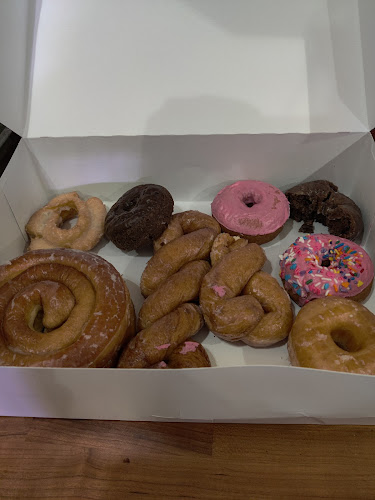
[279,234,374,307]
[211,180,290,244]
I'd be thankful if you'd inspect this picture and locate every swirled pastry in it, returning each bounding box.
[0,249,135,367]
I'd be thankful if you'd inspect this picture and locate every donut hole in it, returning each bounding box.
[60,217,78,230]
[243,194,257,209]
[321,259,331,268]
[331,328,362,352]
[59,207,78,230]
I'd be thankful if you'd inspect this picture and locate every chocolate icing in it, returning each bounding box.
[105,184,174,251]
[285,180,363,241]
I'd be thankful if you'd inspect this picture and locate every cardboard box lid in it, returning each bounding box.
[1,0,374,138]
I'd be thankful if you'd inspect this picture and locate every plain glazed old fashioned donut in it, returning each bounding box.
[280,234,374,307]
[288,297,375,375]
[105,184,174,251]
[211,180,290,244]
[26,192,106,251]
[0,249,135,367]
[200,237,293,346]
[285,180,363,241]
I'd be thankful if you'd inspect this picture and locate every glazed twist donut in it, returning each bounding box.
[118,211,220,368]
[117,304,208,368]
[26,192,106,251]
[0,249,135,367]
[141,211,221,297]
[288,297,375,375]
[200,234,293,346]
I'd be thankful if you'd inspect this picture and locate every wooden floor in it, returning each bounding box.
[0,418,375,499]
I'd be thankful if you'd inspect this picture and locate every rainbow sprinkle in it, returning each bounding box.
[279,234,371,305]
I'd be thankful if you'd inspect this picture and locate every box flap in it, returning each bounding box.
[358,0,375,131]
[22,0,370,137]
[1,1,373,137]
[0,0,41,136]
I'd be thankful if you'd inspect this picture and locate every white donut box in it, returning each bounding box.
[0,0,375,424]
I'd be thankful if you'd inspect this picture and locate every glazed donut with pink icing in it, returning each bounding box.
[279,234,374,307]
[211,180,290,244]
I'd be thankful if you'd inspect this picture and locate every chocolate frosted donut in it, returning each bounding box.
[285,180,363,241]
[105,184,174,251]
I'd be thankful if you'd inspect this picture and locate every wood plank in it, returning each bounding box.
[1,418,375,499]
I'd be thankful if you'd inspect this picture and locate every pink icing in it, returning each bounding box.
[211,180,289,236]
[180,341,199,355]
[212,285,226,297]
[155,343,171,350]
[279,234,374,306]
[157,361,167,368]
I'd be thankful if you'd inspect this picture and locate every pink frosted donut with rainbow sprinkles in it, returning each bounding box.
[211,180,290,244]
[279,234,374,307]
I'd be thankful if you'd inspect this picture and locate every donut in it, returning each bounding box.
[26,192,106,251]
[146,341,210,369]
[279,234,374,307]
[0,249,135,367]
[200,238,293,346]
[211,180,290,244]
[105,184,174,251]
[285,180,363,241]
[288,297,375,375]
[141,211,220,297]
[118,210,217,369]
[117,304,210,368]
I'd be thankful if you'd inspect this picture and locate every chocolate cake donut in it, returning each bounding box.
[285,180,363,241]
[105,184,174,251]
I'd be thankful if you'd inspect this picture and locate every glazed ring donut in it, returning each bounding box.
[201,237,293,346]
[117,304,207,368]
[280,234,374,307]
[211,180,290,244]
[26,192,106,251]
[285,180,363,241]
[0,249,135,367]
[105,184,174,251]
[288,297,375,375]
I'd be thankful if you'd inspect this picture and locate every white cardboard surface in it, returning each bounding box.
[24,132,364,201]
[1,132,375,422]
[359,0,375,131]
[1,0,374,136]
[0,0,40,136]
[1,365,375,423]
[1,1,375,422]
[3,0,371,137]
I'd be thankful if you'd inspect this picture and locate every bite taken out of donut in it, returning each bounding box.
[280,234,374,307]
[105,184,174,251]
[211,180,290,244]
[285,180,363,241]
